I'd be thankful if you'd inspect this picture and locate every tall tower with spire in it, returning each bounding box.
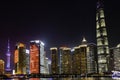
[5,39,11,72]
[96,0,109,73]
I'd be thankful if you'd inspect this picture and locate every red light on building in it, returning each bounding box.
[30,44,40,74]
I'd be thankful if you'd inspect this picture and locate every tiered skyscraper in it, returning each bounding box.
[96,0,109,73]
[5,39,11,72]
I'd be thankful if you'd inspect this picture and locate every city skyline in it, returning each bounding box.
[0,0,120,69]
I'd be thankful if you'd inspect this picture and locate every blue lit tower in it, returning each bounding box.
[96,0,109,73]
[5,39,11,72]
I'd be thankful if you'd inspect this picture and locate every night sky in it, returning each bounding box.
[0,0,120,69]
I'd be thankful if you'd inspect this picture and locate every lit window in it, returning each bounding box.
[106,47,109,54]
[100,19,105,27]
[98,47,104,54]
[96,21,100,29]
[98,59,106,63]
[97,39,102,46]
[104,38,108,45]
[97,30,100,37]
[102,28,107,36]
[105,40,108,45]
[100,9,104,18]
[98,56,106,63]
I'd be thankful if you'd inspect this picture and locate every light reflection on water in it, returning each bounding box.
[3,77,115,80]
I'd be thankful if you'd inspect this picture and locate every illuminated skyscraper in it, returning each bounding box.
[72,46,81,74]
[87,43,97,74]
[96,0,109,73]
[30,41,40,74]
[110,44,120,71]
[0,59,5,74]
[39,41,45,74]
[50,47,59,74]
[14,42,27,74]
[43,51,49,74]
[73,37,87,74]
[48,60,51,74]
[72,37,97,74]
[72,38,86,74]
[30,40,45,74]
[60,47,72,74]
[26,49,30,74]
[44,57,49,74]
[5,39,11,72]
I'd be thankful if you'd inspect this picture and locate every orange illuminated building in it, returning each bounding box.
[14,42,27,74]
[14,50,19,63]
[30,42,40,74]
[0,59,5,74]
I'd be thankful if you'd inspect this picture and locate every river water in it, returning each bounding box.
[1,77,117,80]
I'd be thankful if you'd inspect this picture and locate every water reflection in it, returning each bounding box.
[2,77,116,80]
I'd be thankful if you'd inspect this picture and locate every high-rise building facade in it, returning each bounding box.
[87,43,98,74]
[72,37,97,75]
[50,47,59,74]
[30,40,40,74]
[5,39,11,72]
[96,0,109,73]
[44,57,49,74]
[30,40,45,74]
[72,46,81,74]
[43,51,49,74]
[14,42,27,74]
[60,47,72,74]
[0,59,5,74]
[79,37,88,74]
[110,44,120,71]
[48,60,51,74]
[26,49,30,74]
[109,48,114,73]
[72,37,87,74]
[40,41,45,74]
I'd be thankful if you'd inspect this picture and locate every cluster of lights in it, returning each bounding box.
[30,40,45,46]
[26,49,29,54]
[50,47,57,50]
